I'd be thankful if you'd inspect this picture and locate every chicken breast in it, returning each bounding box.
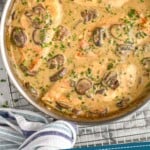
[8,0,63,73]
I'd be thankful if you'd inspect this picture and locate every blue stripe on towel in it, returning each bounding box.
[21,130,36,138]
[0,112,15,120]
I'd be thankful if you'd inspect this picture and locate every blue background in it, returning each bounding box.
[73,141,150,150]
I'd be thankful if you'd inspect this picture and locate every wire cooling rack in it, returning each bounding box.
[1,0,150,148]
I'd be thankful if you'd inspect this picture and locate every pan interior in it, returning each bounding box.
[1,0,150,123]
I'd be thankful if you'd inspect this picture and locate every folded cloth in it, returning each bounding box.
[0,108,77,150]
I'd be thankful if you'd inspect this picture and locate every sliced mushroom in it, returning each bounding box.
[25,4,49,29]
[11,27,27,47]
[32,4,45,15]
[50,67,67,82]
[81,9,97,23]
[76,78,92,95]
[103,72,119,90]
[141,58,150,72]
[12,11,17,20]
[32,29,45,45]
[117,44,134,54]
[55,54,65,67]
[54,25,70,41]
[93,27,107,47]
[32,17,43,29]
[20,64,37,76]
[116,98,130,108]
[55,101,71,109]
[48,58,58,69]
[32,15,50,29]
[24,4,51,29]
[48,54,65,69]
[24,82,39,97]
[110,24,129,41]
[96,89,105,95]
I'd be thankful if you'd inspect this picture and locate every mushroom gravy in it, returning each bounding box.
[6,0,150,120]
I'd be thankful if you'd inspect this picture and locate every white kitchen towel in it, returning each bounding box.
[0,108,77,150]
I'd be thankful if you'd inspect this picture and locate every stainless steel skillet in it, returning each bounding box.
[1,0,150,123]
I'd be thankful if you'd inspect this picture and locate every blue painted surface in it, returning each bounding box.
[73,142,150,150]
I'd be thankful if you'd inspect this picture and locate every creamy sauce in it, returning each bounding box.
[6,0,150,119]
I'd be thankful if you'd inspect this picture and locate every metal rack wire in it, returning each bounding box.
[1,0,150,148]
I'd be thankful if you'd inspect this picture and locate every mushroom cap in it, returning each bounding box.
[76,78,92,95]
